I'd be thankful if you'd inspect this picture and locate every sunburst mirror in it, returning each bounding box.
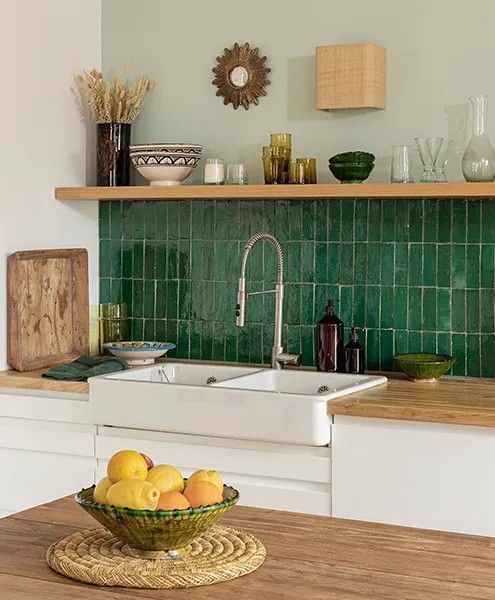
[212,43,270,110]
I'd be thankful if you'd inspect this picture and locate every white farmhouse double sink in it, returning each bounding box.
[90,363,386,446]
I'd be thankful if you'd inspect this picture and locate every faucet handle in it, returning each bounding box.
[276,352,302,368]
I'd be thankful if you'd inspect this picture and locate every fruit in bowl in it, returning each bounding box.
[130,143,203,186]
[76,450,239,558]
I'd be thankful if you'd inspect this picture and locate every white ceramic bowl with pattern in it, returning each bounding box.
[130,143,202,186]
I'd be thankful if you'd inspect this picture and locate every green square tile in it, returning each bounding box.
[144,319,155,341]
[100,278,110,303]
[287,242,302,283]
[300,284,314,325]
[339,285,353,328]
[408,244,422,287]
[408,331,422,354]
[133,241,144,279]
[395,200,409,242]
[422,331,437,354]
[408,200,423,242]
[467,200,481,243]
[212,322,225,361]
[155,203,167,240]
[314,200,328,241]
[132,280,144,319]
[381,201,395,242]
[179,202,191,239]
[224,322,238,363]
[156,280,167,319]
[353,285,366,327]
[466,289,480,333]
[423,200,437,242]
[99,240,110,278]
[452,200,467,242]
[301,201,315,240]
[288,201,302,239]
[189,321,202,360]
[201,281,214,321]
[437,245,451,287]
[394,330,408,356]
[202,240,214,281]
[480,335,495,377]
[203,202,215,239]
[315,243,327,284]
[354,243,367,283]
[99,202,110,239]
[248,323,263,364]
[285,283,301,325]
[422,244,437,287]
[131,318,144,341]
[110,279,122,304]
[340,243,354,285]
[178,280,191,320]
[178,320,191,357]
[481,244,494,287]
[110,202,122,240]
[122,279,132,313]
[394,243,409,286]
[408,287,422,330]
[380,330,394,370]
[301,241,315,283]
[380,244,394,285]
[466,334,480,376]
[365,329,379,370]
[326,243,340,285]
[155,319,166,342]
[122,241,133,279]
[480,289,495,333]
[214,241,227,282]
[422,288,437,331]
[301,326,314,366]
[481,200,495,243]
[144,202,156,240]
[466,244,480,288]
[340,201,354,241]
[155,240,167,280]
[394,287,408,330]
[110,241,122,279]
[214,282,228,320]
[452,289,466,332]
[327,200,341,241]
[380,286,394,329]
[354,200,368,242]
[133,202,145,239]
[144,242,156,279]
[437,200,452,243]
[274,201,289,241]
[166,280,178,320]
[167,201,179,240]
[436,332,451,356]
[366,243,381,284]
[143,280,155,318]
[451,244,466,288]
[436,288,451,331]
[366,286,380,329]
[122,202,134,239]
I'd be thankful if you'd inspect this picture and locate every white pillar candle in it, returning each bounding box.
[204,159,225,184]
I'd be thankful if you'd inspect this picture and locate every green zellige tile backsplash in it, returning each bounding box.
[100,198,495,377]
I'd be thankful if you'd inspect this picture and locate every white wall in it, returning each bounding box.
[0,0,101,370]
[103,0,495,183]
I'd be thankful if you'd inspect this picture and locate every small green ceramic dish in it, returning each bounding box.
[328,161,375,183]
[75,484,239,558]
[393,353,455,382]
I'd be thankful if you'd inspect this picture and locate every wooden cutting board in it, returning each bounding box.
[7,249,89,371]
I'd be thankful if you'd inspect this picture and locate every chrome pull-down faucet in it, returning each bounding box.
[236,232,302,370]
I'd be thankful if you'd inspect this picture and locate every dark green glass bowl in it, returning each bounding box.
[329,151,375,164]
[393,353,455,382]
[75,484,239,557]
[328,161,375,183]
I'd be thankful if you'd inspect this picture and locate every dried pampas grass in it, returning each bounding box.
[75,68,155,124]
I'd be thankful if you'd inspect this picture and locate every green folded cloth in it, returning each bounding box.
[42,355,128,381]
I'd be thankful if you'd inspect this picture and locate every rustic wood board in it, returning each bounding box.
[7,249,89,371]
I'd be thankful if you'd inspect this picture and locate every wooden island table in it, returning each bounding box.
[2,495,495,599]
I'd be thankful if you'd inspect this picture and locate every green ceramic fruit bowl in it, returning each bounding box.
[393,353,455,382]
[75,484,239,558]
[328,161,375,183]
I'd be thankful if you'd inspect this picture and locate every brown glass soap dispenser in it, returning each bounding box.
[316,299,345,372]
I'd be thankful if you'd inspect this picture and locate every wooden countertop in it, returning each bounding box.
[328,375,495,427]
[0,369,88,394]
[3,496,495,598]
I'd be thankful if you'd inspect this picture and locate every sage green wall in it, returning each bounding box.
[102,0,495,182]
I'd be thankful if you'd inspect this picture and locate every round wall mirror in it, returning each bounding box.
[212,43,270,110]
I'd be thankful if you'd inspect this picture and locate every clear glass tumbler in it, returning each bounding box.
[415,137,444,183]
[226,163,248,185]
[390,146,413,183]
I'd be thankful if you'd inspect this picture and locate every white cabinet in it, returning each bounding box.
[0,391,95,517]
[332,415,495,536]
[97,426,332,516]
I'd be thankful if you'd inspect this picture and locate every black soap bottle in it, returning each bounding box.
[345,327,365,374]
[316,300,345,372]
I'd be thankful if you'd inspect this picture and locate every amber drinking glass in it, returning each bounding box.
[289,161,306,184]
[270,133,292,148]
[99,303,128,354]
[296,158,317,183]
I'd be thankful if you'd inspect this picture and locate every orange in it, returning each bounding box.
[157,491,191,511]
[107,450,148,483]
[187,469,224,493]
[184,481,223,508]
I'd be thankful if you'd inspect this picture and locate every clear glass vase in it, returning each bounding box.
[462,95,495,182]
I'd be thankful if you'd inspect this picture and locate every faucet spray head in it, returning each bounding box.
[236,277,246,326]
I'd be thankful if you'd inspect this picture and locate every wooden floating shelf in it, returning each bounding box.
[55,182,495,201]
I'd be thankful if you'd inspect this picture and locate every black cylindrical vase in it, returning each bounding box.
[96,123,131,186]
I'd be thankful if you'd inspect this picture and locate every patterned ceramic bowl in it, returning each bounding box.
[75,484,239,558]
[393,353,455,382]
[130,143,203,186]
[103,341,176,365]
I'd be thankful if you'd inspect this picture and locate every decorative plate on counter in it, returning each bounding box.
[103,342,176,365]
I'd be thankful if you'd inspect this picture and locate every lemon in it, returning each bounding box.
[106,479,160,510]
[146,464,184,493]
[107,450,148,483]
[187,469,224,493]
[93,477,113,504]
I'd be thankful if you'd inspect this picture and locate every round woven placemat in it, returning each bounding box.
[46,525,266,589]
